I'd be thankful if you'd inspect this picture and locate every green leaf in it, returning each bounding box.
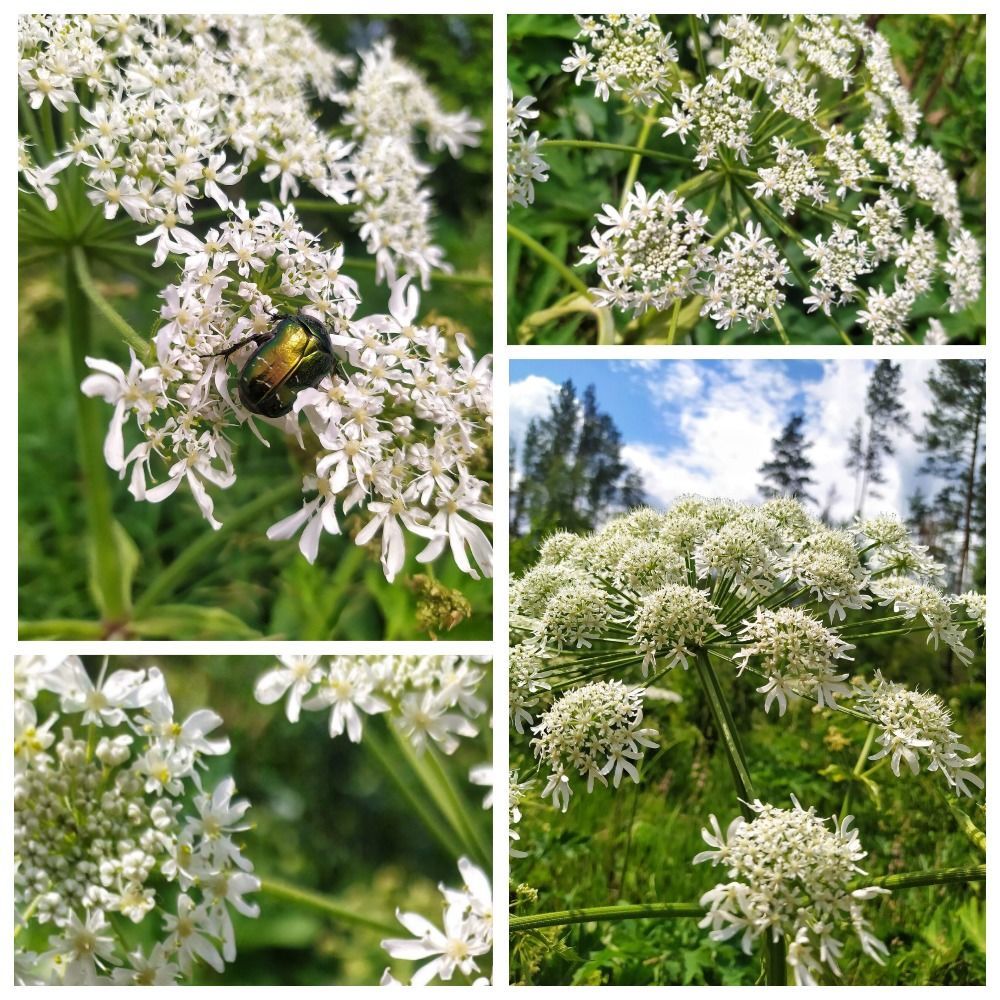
[129,603,260,639]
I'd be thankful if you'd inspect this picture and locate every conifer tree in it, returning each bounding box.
[758,413,816,503]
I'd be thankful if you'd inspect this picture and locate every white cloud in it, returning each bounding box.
[619,361,936,523]
[509,375,560,459]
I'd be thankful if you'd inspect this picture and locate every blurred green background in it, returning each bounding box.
[19,15,493,641]
[29,655,493,986]
[507,14,986,345]
[511,620,985,985]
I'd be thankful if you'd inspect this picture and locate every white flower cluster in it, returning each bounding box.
[630,583,728,673]
[530,680,659,811]
[857,671,984,797]
[661,77,755,169]
[734,606,854,716]
[562,14,678,106]
[510,496,982,799]
[700,222,789,331]
[508,83,549,208]
[750,138,827,216]
[340,39,482,287]
[556,14,983,342]
[14,656,258,986]
[381,857,492,986]
[18,15,480,287]
[580,184,712,314]
[695,798,889,985]
[81,204,492,583]
[253,654,488,755]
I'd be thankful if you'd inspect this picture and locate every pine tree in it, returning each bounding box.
[917,360,986,591]
[758,413,816,503]
[510,380,645,571]
[846,361,908,517]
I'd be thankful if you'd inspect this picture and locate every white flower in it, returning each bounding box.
[253,654,323,723]
[858,671,983,796]
[302,659,390,742]
[381,857,492,986]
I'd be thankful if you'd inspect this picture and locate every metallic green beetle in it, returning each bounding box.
[205,314,338,418]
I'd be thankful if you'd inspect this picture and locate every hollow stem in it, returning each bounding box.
[72,247,151,359]
[64,250,129,625]
[693,650,755,816]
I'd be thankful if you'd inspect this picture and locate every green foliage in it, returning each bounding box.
[507,14,986,345]
[18,15,492,640]
[510,628,985,985]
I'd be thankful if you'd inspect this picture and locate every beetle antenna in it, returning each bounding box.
[199,332,267,359]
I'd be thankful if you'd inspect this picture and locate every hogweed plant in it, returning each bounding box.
[18,14,491,640]
[14,656,258,985]
[507,14,984,345]
[509,497,985,985]
[253,655,493,986]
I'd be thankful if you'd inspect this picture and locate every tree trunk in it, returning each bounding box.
[957,405,982,591]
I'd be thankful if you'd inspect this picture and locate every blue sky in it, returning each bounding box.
[509,359,938,522]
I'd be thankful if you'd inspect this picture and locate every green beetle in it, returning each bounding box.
[204,313,338,418]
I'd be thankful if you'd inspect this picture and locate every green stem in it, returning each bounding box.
[666,298,682,345]
[619,113,657,212]
[689,14,707,77]
[257,877,399,936]
[507,223,589,295]
[510,902,703,931]
[544,138,690,165]
[133,481,300,615]
[388,724,487,867]
[422,746,491,870]
[840,723,878,822]
[72,247,151,359]
[694,651,755,816]
[855,863,985,892]
[769,306,790,345]
[64,250,129,624]
[766,934,787,986]
[17,618,105,640]
[363,722,467,862]
[511,865,986,933]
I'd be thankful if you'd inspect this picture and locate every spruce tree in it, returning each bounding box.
[758,413,816,503]
[511,380,646,571]
[846,361,908,517]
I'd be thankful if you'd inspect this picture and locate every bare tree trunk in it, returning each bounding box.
[957,406,982,591]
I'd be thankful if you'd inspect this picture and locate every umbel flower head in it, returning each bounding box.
[81,204,493,583]
[510,496,983,802]
[857,671,984,797]
[530,680,659,811]
[695,798,889,985]
[18,15,480,286]
[253,654,489,755]
[555,14,983,343]
[14,656,258,985]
